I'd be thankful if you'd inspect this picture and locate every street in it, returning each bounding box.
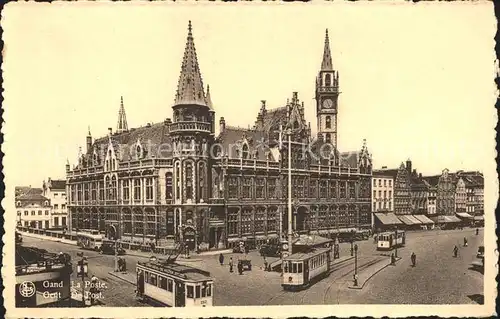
[20,228,484,306]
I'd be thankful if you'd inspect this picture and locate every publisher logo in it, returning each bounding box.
[19,281,36,298]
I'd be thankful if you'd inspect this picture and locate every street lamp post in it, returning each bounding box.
[394,227,398,258]
[353,244,358,286]
[76,252,88,306]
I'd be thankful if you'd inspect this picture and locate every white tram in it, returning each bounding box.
[136,258,214,307]
[376,230,406,251]
[282,248,331,290]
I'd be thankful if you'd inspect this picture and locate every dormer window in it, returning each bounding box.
[16,201,21,207]
[136,145,142,160]
[242,144,249,159]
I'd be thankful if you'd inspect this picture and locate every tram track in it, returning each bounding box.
[322,256,385,304]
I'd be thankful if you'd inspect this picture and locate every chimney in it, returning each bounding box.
[219,117,226,134]
[108,127,113,135]
[382,166,387,169]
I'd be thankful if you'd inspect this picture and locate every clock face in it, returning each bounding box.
[323,99,333,109]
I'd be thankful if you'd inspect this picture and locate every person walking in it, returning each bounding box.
[453,245,459,258]
[229,257,234,273]
[476,228,479,236]
[411,252,416,267]
[263,256,268,271]
[463,237,468,247]
[219,253,224,266]
[237,259,243,275]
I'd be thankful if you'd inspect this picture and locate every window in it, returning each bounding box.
[228,211,239,235]
[198,163,205,200]
[54,193,58,197]
[389,180,392,187]
[325,116,331,129]
[45,210,49,215]
[255,178,265,199]
[339,182,346,198]
[185,162,193,200]
[325,133,331,143]
[378,179,382,187]
[134,179,141,201]
[310,179,318,198]
[373,179,376,187]
[195,285,201,298]
[384,180,387,187]
[84,183,89,201]
[54,204,59,209]
[228,177,238,199]
[165,173,173,200]
[378,190,382,198]
[206,283,212,297]
[17,211,21,216]
[383,191,387,199]
[320,180,327,198]
[123,180,130,201]
[389,190,392,198]
[242,177,252,198]
[145,178,153,201]
[373,190,376,198]
[298,263,303,273]
[111,176,117,200]
[38,210,42,215]
[242,144,249,159]
[187,286,194,298]
[267,178,276,199]
[24,211,28,216]
[175,162,180,200]
[167,279,173,292]
[159,276,168,290]
[349,182,356,199]
[325,73,331,86]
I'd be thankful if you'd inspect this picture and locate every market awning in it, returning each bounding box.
[374,213,404,225]
[397,215,416,226]
[406,215,422,224]
[294,234,333,246]
[413,215,435,224]
[456,212,474,219]
[474,215,484,221]
[446,216,462,223]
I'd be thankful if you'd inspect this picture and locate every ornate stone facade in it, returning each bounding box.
[66,22,372,250]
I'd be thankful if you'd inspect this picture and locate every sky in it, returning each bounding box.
[2,1,497,188]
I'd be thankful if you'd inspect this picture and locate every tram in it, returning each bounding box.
[136,257,214,307]
[282,248,331,290]
[376,230,406,251]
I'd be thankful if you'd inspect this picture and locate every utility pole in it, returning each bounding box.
[287,129,293,256]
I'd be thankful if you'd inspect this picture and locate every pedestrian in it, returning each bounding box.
[453,245,459,258]
[229,257,234,273]
[411,252,416,267]
[390,253,396,265]
[476,228,479,236]
[238,260,243,275]
[463,237,468,247]
[219,253,224,266]
[263,256,268,271]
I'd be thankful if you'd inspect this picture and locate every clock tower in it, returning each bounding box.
[315,29,340,148]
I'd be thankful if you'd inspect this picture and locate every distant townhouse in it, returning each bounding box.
[42,178,68,229]
[409,171,429,215]
[15,187,52,229]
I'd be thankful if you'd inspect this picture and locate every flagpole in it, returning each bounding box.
[288,128,293,256]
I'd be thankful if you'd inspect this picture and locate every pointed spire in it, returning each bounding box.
[205,84,214,110]
[87,126,91,137]
[117,96,128,133]
[174,21,207,107]
[321,29,333,71]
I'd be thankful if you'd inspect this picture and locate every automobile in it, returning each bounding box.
[259,243,281,257]
[99,240,126,255]
[476,245,484,259]
[15,231,22,244]
[470,258,484,273]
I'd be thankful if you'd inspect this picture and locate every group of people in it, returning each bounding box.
[453,235,471,258]
[219,253,245,275]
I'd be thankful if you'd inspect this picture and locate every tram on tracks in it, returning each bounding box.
[376,230,406,251]
[281,247,331,290]
[136,256,214,307]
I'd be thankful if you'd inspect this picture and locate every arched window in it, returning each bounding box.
[325,73,331,86]
[185,162,193,200]
[136,145,142,159]
[325,116,331,129]
[325,133,331,144]
[111,176,117,200]
[175,162,180,200]
[242,144,249,159]
[165,172,173,200]
[198,163,205,201]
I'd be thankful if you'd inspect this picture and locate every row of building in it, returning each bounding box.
[14,22,485,251]
[15,178,68,230]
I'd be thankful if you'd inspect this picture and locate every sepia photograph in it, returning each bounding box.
[2,1,497,318]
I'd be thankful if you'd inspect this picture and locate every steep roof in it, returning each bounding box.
[373,169,399,179]
[88,122,171,164]
[49,179,66,190]
[321,29,333,71]
[174,21,208,108]
[216,126,270,161]
[422,175,440,187]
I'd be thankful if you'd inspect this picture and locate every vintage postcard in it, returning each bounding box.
[2,1,497,318]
